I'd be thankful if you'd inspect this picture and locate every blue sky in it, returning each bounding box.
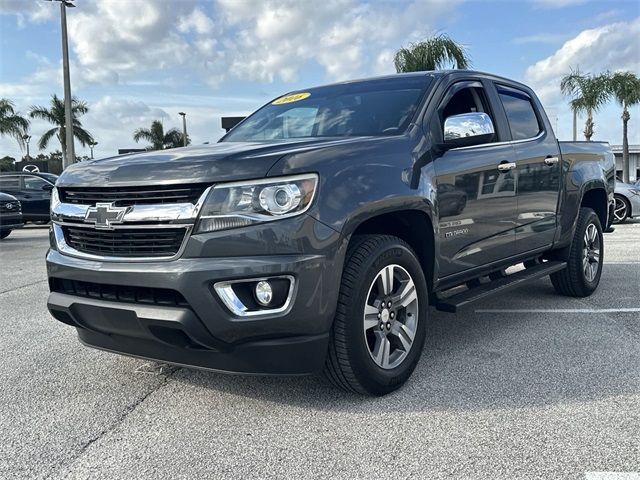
[0,0,638,160]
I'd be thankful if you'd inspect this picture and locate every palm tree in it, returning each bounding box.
[560,69,610,142]
[29,94,94,166]
[133,120,187,150]
[394,34,470,73]
[0,99,30,149]
[609,71,640,183]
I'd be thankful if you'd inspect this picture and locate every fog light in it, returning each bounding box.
[254,281,273,306]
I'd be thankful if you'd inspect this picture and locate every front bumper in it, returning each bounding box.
[627,192,640,218]
[48,291,329,375]
[46,217,346,375]
[0,214,24,230]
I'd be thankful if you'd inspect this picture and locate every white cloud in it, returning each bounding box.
[525,18,640,106]
[2,0,461,89]
[219,0,460,82]
[0,0,55,27]
[67,1,197,79]
[524,18,640,144]
[178,6,216,35]
[513,33,571,45]
[531,0,587,8]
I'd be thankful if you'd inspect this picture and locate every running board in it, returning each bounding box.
[434,261,567,313]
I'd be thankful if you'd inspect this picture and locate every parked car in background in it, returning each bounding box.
[0,192,23,239]
[0,172,57,223]
[613,178,640,223]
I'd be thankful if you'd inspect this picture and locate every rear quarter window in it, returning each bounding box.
[497,87,542,141]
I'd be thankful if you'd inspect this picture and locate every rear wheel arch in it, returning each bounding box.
[580,186,608,228]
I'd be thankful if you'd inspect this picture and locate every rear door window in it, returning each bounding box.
[23,176,51,190]
[497,86,541,141]
[0,176,21,189]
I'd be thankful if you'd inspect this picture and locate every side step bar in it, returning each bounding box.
[435,261,567,313]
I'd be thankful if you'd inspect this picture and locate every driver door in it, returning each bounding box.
[21,175,54,221]
[432,80,519,277]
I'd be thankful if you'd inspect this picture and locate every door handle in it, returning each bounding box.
[544,156,559,166]
[498,162,516,172]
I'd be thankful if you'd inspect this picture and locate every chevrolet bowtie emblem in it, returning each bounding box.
[84,203,128,230]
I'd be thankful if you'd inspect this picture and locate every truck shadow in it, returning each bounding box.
[172,278,639,413]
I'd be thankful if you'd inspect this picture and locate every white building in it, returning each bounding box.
[612,145,639,183]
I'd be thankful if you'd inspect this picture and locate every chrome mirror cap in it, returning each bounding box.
[443,112,495,142]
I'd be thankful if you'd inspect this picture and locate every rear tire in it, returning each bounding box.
[0,230,11,240]
[550,208,603,297]
[324,235,428,395]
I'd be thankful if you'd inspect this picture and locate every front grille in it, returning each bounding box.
[58,184,208,206]
[49,277,189,307]
[62,226,186,258]
[0,201,21,213]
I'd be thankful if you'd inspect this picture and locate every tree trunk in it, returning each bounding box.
[584,108,593,142]
[59,132,68,171]
[622,105,630,184]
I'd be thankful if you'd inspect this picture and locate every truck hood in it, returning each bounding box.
[57,138,368,187]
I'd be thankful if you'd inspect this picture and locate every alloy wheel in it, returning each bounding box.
[583,223,600,282]
[363,264,418,369]
[613,197,627,223]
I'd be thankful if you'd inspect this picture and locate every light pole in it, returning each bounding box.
[89,141,98,159]
[49,0,76,170]
[23,134,31,160]
[178,112,188,147]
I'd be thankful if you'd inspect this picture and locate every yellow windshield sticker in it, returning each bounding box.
[272,92,311,105]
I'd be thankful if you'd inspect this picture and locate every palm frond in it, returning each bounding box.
[394,34,470,73]
[38,128,58,150]
[609,71,640,109]
[73,125,94,147]
[163,128,184,149]
[30,94,94,154]
[133,128,153,143]
[0,98,30,148]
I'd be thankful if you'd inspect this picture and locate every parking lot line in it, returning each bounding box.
[475,308,640,314]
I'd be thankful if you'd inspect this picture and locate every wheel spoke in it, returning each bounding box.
[364,304,379,330]
[392,279,417,308]
[390,322,415,352]
[378,265,394,295]
[372,332,391,368]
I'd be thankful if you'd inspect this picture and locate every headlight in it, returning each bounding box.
[50,187,60,214]
[195,173,318,233]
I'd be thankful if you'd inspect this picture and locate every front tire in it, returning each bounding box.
[613,194,630,224]
[324,235,428,395]
[0,230,11,240]
[550,207,603,297]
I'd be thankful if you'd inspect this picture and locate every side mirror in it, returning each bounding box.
[42,184,54,191]
[442,112,495,150]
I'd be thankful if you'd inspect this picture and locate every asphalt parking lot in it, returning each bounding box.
[0,222,638,480]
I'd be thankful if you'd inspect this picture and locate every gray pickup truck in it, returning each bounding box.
[46,71,615,395]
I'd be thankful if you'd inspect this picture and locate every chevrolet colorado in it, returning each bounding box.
[47,71,615,395]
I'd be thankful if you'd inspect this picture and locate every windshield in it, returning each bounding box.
[222,76,432,142]
[40,173,58,184]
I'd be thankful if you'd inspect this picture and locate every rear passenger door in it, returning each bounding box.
[494,84,561,252]
[0,175,23,200]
